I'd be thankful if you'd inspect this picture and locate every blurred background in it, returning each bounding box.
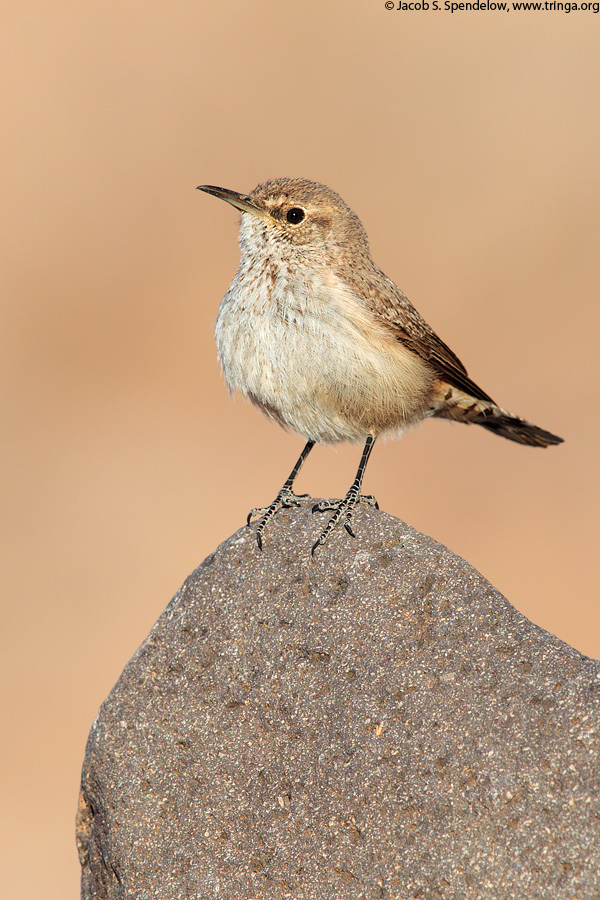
[2,2,598,897]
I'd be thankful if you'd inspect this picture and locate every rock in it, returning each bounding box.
[77,504,600,899]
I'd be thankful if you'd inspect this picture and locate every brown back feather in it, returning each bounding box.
[339,257,495,403]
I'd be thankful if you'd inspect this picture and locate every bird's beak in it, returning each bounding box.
[196,184,273,221]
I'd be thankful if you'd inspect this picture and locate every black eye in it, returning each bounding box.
[286,207,305,225]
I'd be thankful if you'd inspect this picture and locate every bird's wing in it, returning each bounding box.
[362,270,495,404]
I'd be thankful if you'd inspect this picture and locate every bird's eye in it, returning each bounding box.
[286,207,305,225]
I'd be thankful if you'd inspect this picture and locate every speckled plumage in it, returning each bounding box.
[198,178,563,549]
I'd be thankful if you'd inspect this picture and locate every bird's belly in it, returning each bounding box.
[215,277,435,444]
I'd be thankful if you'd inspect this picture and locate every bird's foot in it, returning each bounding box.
[247,487,310,550]
[311,492,379,554]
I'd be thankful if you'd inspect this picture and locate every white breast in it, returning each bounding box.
[215,253,435,444]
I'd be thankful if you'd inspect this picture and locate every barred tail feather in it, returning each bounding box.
[431,383,563,447]
[475,407,563,447]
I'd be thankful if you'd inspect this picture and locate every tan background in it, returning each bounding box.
[2,2,599,897]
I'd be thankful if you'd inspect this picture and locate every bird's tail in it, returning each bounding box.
[474,405,563,447]
[433,385,563,447]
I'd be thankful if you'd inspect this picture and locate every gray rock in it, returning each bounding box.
[77,505,600,899]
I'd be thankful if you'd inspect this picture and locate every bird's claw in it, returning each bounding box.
[247,487,309,549]
[312,494,378,514]
[311,491,378,553]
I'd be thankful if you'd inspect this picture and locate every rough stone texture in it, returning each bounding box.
[78,504,600,899]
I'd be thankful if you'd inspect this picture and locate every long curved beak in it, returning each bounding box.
[196,184,272,221]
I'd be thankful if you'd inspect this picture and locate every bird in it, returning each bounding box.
[197,178,563,553]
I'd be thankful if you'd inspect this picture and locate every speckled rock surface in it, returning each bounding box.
[78,504,600,899]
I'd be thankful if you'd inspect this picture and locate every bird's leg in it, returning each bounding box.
[248,440,315,549]
[311,436,378,554]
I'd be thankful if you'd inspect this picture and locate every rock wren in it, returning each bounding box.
[197,178,563,553]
